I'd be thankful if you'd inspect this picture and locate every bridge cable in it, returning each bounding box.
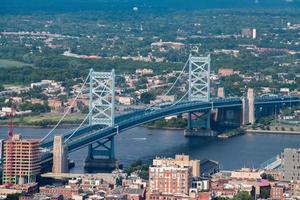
[168,90,189,107]
[144,58,189,110]
[64,108,93,143]
[162,59,189,97]
[63,79,110,143]
[41,73,90,142]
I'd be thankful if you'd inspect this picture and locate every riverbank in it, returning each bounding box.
[142,125,184,130]
[246,129,300,135]
[217,128,245,139]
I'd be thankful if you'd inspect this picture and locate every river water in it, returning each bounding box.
[0,126,300,173]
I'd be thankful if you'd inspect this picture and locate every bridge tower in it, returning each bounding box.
[85,69,117,170]
[242,88,255,125]
[186,55,213,136]
[188,54,211,102]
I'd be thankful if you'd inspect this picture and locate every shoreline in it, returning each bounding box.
[0,124,185,130]
[246,129,300,135]
[0,124,77,129]
[142,125,185,130]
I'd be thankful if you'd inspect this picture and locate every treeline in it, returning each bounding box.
[0,55,180,85]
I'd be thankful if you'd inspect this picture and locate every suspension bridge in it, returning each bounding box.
[39,55,300,170]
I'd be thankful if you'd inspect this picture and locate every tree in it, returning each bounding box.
[0,84,4,92]
[6,194,21,200]
[116,176,123,186]
[260,187,270,199]
[19,102,50,113]
[261,173,274,181]
[233,191,252,200]
[140,92,155,104]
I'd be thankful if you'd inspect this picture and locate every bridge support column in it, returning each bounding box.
[185,110,215,137]
[187,112,192,130]
[248,88,255,125]
[242,88,255,125]
[85,136,118,172]
[52,135,69,173]
[242,97,249,126]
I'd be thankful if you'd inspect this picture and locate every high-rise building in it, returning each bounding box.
[149,164,192,195]
[152,155,200,177]
[241,28,256,39]
[282,148,300,181]
[2,134,41,184]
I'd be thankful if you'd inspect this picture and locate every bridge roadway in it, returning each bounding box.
[40,96,300,164]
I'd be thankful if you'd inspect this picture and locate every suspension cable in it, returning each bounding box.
[64,109,92,143]
[144,58,189,110]
[162,59,189,97]
[41,73,90,142]
[64,79,110,143]
[169,90,189,107]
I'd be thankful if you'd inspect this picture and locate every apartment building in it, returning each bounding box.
[2,134,41,184]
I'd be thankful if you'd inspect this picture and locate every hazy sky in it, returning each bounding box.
[1,0,300,14]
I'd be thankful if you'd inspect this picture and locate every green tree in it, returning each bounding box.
[140,92,155,104]
[233,191,252,200]
[260,187,270,199]
[116,176,123,186]
[0,84,4,92]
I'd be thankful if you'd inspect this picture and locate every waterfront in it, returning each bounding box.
[1,126,300,173]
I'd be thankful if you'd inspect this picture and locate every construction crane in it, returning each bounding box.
[5,107,15,185]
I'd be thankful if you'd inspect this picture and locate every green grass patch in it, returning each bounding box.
[0,113,86,127]
[0,59,32,68]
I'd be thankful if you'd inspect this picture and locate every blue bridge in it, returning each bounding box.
[39,55,300,171]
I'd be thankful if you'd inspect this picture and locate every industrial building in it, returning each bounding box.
[2,134,41,185]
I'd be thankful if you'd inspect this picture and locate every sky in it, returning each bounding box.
[0,0,299,13]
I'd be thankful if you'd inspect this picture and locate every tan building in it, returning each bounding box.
[11,97,23,104]
[117,96,134,105]
[291,181,300,198]
[230,168,262,180]
[2,134,41,184]
[270,184,285,200]
[153,155,200,177]
[156,95,175,103]
[48,98,63,111]
[31,98,44,105]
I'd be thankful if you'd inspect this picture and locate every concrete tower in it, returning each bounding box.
[52,135,68,173]
[247,88,255,124]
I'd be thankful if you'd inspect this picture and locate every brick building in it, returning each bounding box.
[39,186,81,199]
[149,164,192,196]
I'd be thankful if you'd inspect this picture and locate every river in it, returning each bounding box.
[0,126,300,173]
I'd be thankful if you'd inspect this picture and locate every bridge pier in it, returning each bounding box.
[84,136,118,172]
[185,110,215,137]
[242,88,255,125]
[213,107,241,129]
